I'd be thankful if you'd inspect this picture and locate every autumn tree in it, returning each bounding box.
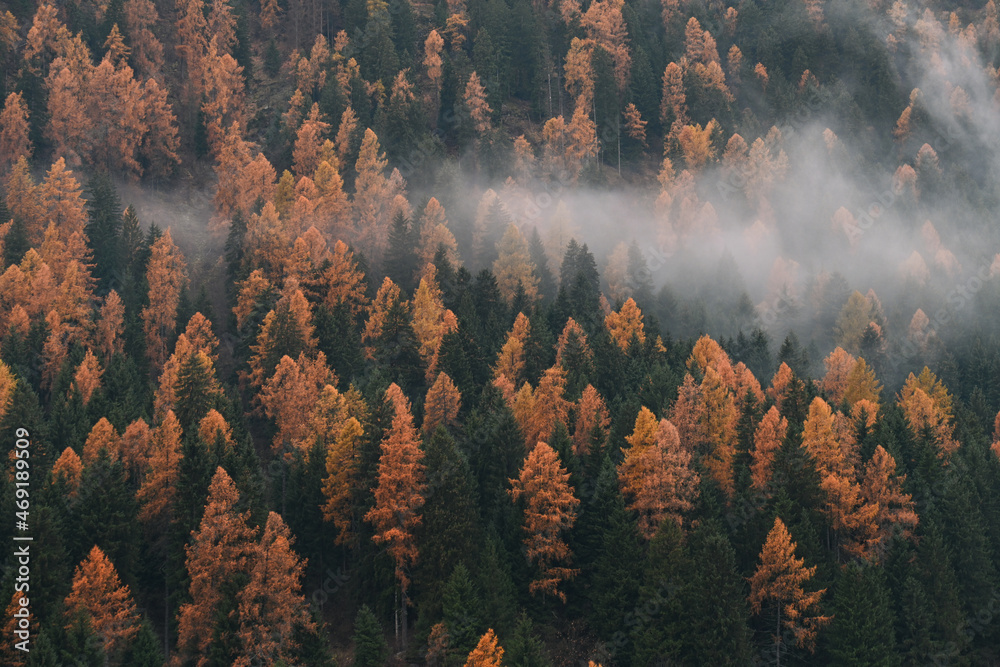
[72,349,102,406]
[465,71,492,135]
[898,368,958,458]
[96,291,126,360]
[424,372,462,436]
[248,280,318,388]
[493,224,538,303]
[234,512,316,666]
[411,264,458,379]
[352,129,391,264]
[82,417,123,466]
[174,467,257,664]
[52,446,84,497]
[509,442,580,602]
[493,312,530,389]
[259,352,333,455]
[136,411,183,530]
[365,383,427,645]
[573,384,610,456]
[63,546,141,664]
[750,406,787,496]
[699,366,739,497]
[321,416,363,545]
[141,231,186,374]
[748,518,830,661]
[605,297,645,350]
[0,92,30,175]
[465,629,504,667]
[861,446,918,561]
[619,417,699,538]
[292,103,331,178]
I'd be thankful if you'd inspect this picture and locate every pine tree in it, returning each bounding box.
[826,562,899,666]
[353,605,389,667]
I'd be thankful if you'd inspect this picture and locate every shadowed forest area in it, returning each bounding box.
[1,0,1000,664]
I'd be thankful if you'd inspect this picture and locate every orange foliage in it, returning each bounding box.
[0,92,31,174]
[248,280,318,388]
[82,417,122,466]
[175,468,257,663]
[605,297,646,350]
[96,291,125,361]
[424,372,462,436]
[121,419,153,480]
[322,240,369,318]
[898,368,956,456]
[52,447,83,497]
[509,442,580,602]
[259,352,333,456]
[137,410,183,528]
[362,277,405,360]
[677,120,718,171]
[573,385,610,456]
[63,546,140,662]
[293,103,331,178]
[352,129,392,264]
[322,416,363,546]
[555,317,592,368]
[465,72,492,134]
[768,362,794,410]
[412,264,458,379]
[235,512,315,667]
[820,347,855,404]
[699,366,739,497]
[861,445,918,561]
[619,418,699,538]
[198,409,234,453]
[494,312,530,386]
[465,629,504,666]
[748,518,829,653]
[72,349,102,405]
[751,406,787,495]
[141,231,186,374]
[801,397,847,478]
[366,384,427,592]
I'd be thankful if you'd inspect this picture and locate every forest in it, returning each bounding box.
[1,0,1000,664]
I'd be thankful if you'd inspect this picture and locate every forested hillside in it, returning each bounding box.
[1,0,1000,664]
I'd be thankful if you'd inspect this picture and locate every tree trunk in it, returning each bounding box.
[402,585,409,648]
[776,603,781,667]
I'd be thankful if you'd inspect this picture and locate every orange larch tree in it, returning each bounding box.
[699,366,739,497]
[465,629,504,667]
[259,352,334,456]
[605,297,646,350]
[0,92,31,174]
[493,224,539,303]
[352,128,391,264]
[71,349,102,406]
[82,417,123,466]
[861,445,918,561]
[424,372,462,436]
[750,406,788,496]
[321,240,369,319]
[52,447,83,497]
[248,280,319,388]
[361,277,405,359]
[63,546,141,663]
[768,362,794,410]
[748,517,830,659]
[555,317,592,369]
[120,419,153,481]
[123,0,164,77]
[494,312,530,387]
[200,37,246,155]
[136,410,183,529]
[174,467,257,663]
[411,264,458,379]
[141,231,186,374]
[522,366,571,448]
[365,383,427,645]
[898,367,958,458]
[619,417,699,538]
[234,512,316,667]
[96,290,125,361]
[573,384,610,456]
[509,441,580,602]
[820,347,855,405]
[198,409,235,454]
[321,415,363,546]
[464,71,492,135]
[292,103,331,178]
[800,397,848,478]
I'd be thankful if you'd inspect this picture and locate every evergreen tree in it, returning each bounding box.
[353,605,389,667]
[826,562,899,667]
